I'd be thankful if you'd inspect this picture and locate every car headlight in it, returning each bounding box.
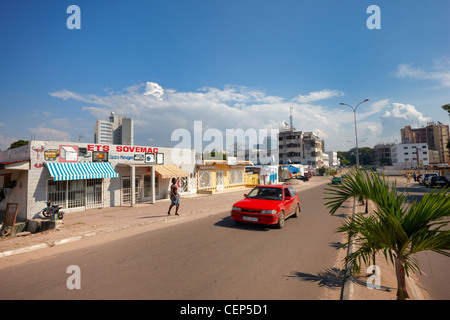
[232,206,241,211]
[261,209,277,214]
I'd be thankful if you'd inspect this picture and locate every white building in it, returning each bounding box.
[325,151,339,168]
[94,112,134,145]
[391,143,429,169]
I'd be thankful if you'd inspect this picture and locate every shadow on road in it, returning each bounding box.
[285,267,345,289]
[213,216,271,232]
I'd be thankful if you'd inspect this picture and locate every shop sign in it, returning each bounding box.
[87,144,158,154]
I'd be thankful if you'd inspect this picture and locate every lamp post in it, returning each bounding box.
[339,99,369,296]
[340,99,369,168]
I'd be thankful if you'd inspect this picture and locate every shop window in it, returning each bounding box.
[48,179,103,210]
[198,171,212,190]
[47,180,66,208]
[68,180,85,209]
[229,169,244,186]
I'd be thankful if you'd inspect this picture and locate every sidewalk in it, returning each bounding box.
[0,186,252,257]
[0,176,329,256]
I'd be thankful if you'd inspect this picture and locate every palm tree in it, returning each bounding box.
[336,213,384,276]
[324,169,450,300]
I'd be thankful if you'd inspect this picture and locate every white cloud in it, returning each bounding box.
[49,82,397,151]
[293,89,344,103]
[381,103,431,123]
[380,102,432,141]
[29,126,71,142]
[143,82,164,100]
[0,135,17,151]
[394,57,450,88]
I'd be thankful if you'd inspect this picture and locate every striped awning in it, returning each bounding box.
[154,164,188,179]
[46,162,119,181]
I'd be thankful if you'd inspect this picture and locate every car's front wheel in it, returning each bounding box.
[276,211,285,229]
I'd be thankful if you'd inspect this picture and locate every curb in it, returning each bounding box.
[0,226,128,259]
[1,233,96,258]
[0,212,189,259]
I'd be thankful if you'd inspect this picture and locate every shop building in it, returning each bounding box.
[0,140,196,222]
[196,159,251,193]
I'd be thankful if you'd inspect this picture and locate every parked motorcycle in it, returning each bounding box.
[41,201,64,220]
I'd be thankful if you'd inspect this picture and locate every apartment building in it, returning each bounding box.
[401,122,450,164]
[278,129,324,167]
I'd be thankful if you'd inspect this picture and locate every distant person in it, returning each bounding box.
[413,172,417,182]
[168,178,180,216]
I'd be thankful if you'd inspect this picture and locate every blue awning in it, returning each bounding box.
[285,165,300,174]
[46,162,119,181]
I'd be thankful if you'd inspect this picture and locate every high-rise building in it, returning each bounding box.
[94,112,134,145]
[400,122,449,164]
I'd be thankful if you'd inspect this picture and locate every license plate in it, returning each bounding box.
[436,180,444,183]
[243,216,258,222]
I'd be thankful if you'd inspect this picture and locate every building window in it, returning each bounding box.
[47,179,104,210]
[47,180,66,208]
[229,169,244,186]
[68,180,85,208]
[198,171,213,190]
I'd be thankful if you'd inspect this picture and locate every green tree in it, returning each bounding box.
[8,140,28,149]
[442,103,450,116]
[337,151,351,166]
[324,169,450,300]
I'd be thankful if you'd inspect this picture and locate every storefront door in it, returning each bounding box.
[122,176,141,205]
[143,174,159,200]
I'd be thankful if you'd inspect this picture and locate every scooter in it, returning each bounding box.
[41,201,64,220]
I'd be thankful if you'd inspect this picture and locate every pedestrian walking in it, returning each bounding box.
[168,178,180,216]
[413,172,417,182]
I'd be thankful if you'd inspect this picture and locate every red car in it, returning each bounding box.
[231,185,301,228]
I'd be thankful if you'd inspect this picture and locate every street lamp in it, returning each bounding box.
[340,99,369,168]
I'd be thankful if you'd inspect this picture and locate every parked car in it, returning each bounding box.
[331,174,347,185]
[419,173,437,186]
[428,176,450,188]
[284,175,309,182]
[231,185,300,228]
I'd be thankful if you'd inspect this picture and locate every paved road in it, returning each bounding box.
[0,181,346,300]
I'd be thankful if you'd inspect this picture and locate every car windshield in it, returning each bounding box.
[246,187,283,201]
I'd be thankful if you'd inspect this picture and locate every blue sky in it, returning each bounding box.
[1,0,449,152]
